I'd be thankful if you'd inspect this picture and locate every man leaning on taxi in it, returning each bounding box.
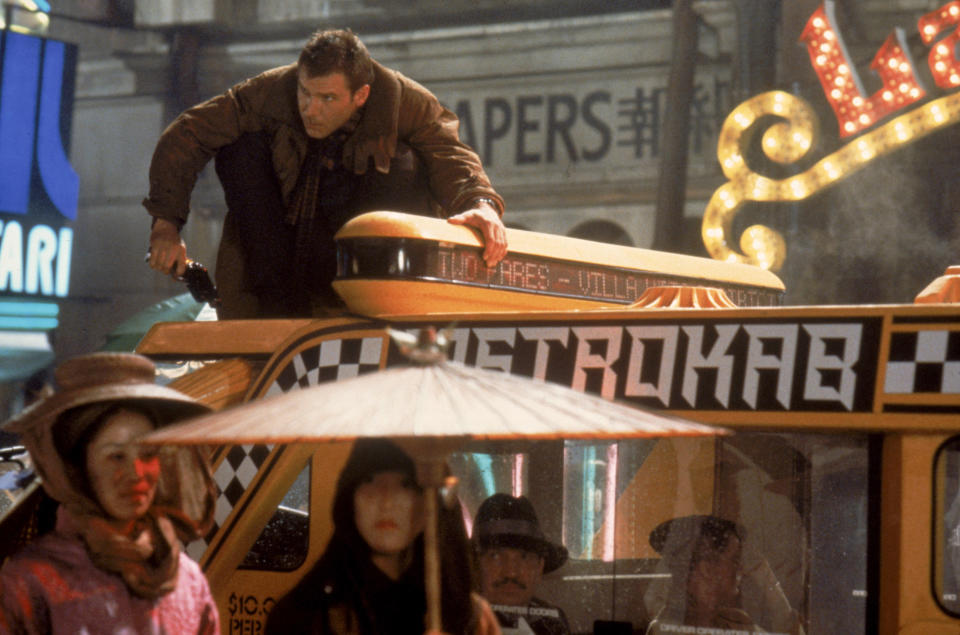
[144,28,506,319]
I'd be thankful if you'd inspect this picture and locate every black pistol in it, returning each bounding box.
[180,260,221,309]
[145,250,221,309]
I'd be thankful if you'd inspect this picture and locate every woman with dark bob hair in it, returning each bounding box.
[265,438,499,634]
[0,352,219,633]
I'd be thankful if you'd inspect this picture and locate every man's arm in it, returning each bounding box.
[408,102,508,267]
[358,66,508,265]
[148,218,189,276]
[142,65,296,276]
[446,201,507,268]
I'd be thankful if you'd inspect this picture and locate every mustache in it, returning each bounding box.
[493,577,527,590]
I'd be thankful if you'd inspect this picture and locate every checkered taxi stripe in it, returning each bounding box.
[885,330,960,394]
[186,336,385,559]
[265,336,384,396]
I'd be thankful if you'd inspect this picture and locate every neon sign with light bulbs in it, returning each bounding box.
[702,0,960,271]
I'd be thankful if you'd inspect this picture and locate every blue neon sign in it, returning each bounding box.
[0,29,76,314]
[0,30,77,220]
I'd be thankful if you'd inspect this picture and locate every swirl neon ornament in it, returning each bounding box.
[702,88,960,271]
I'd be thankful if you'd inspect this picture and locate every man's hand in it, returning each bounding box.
[148,218,189,277]
[447,203,507,267]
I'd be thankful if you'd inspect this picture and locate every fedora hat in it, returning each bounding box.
[473,493,568,573]
[649,514,746,562]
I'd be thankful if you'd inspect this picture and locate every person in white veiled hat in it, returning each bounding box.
[0,352,219,634]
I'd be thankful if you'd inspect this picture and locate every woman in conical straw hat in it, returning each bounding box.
[0,352,220,634]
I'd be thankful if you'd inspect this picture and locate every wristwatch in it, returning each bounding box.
[471,197,499,211]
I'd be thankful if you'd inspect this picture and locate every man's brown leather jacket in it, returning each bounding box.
[144,60,501,226]
[142,60,503,317]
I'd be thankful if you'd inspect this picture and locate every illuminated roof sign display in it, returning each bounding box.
[338,238,783,309]
[0,26,77,377]
[701,0,960,272]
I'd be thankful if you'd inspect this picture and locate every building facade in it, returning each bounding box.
[19,0,960,362]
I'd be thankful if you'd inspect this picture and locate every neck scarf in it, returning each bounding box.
[59,505,182,599]
[284,109,365,307]
[286,107,364,227]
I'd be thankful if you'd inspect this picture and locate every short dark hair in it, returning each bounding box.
[298,29,375,92]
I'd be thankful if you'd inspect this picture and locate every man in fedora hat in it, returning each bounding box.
[644,515,805,635]
[473,493,571,635]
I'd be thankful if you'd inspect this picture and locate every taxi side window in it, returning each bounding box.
[936,436,960,615]
[448,450,527,524]
[451,434,871,634]
[240,463,310,570]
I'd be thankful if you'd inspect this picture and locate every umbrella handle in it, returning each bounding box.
[407,444,463,634]
[424,484,442,632]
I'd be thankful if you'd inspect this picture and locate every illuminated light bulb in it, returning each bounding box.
[888,58,899,69]
[733,112,751,128]
[834,76,845,86]
[816,54,827,66]
[844,121,856,133]
[924,24,937,37]
[822,160,839,179]
[899,62,909,73]
[910,88,921,98]
[813,17,825,28]
[831,89,842,100]
[953,74,960,85]
[883,90,893,101]
[852,96,864,107]
[937,61,947,72]
[838,64,849,75]
[952,4,960,15]
[824,30,835,41]
[820,42,831,54]
[859,113,871,125]
[790,179,807,198]
[939,44,950,56]
[899,83,910,93]
[725,255,739,264]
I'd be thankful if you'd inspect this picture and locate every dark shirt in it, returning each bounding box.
[265,550,426,634]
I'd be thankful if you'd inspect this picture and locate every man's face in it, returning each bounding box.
[296,68,370,140]
[478,545,545,606]
[708,534,743,607]
[689,534,744,610]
